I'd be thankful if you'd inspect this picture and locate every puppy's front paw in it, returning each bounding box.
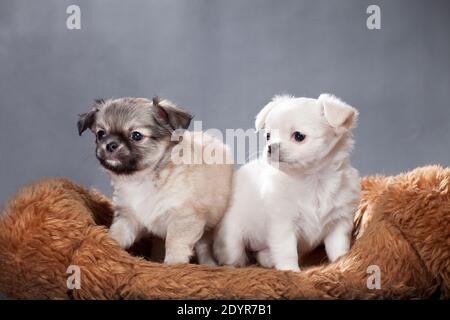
[276,264,301,272]
[164,255,190,265]
[109,220,137,249]
[327,248,349,263]
[256,249,274,268]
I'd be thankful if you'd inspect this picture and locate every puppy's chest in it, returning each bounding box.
[296,182,334,219]
[289,175,343,228]
[112,178,168,229]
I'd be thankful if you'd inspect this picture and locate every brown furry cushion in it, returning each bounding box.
[0,165,448,299]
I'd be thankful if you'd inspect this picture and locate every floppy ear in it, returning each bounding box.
[255,95,291,130]
[318,93,358,130]
[77,99,103,136]
[77,110,97,136]
[152,96,193,130]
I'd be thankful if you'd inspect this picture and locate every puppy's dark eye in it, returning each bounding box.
[266,133,271,141]
[293,131,306,142]
[96,130,106,140]
[131,131,143,141]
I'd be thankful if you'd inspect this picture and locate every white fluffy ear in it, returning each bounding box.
[255,95,292,130]
[318,93,358,129]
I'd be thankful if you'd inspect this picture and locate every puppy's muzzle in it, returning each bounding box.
[102,137,123,154]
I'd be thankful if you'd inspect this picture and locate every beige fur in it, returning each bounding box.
[109,130,233,265]
[78,97,234,266]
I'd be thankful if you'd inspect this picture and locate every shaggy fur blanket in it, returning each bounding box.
[0,165,448,299]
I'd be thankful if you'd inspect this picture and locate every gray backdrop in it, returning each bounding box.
[1,0,449,206]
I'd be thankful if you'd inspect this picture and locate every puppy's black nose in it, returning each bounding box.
[268,143,279,157]
[106,141,119,152]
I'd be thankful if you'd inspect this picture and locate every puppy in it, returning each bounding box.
[78,97,233,265]
[214,94,360,271]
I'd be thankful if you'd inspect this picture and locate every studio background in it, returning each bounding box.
[1,0,449,206]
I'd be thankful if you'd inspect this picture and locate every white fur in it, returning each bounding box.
[214,94,360,271]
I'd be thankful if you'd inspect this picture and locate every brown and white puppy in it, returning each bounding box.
[78,97,233,265]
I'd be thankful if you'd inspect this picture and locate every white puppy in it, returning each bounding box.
[214,94,360,271]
